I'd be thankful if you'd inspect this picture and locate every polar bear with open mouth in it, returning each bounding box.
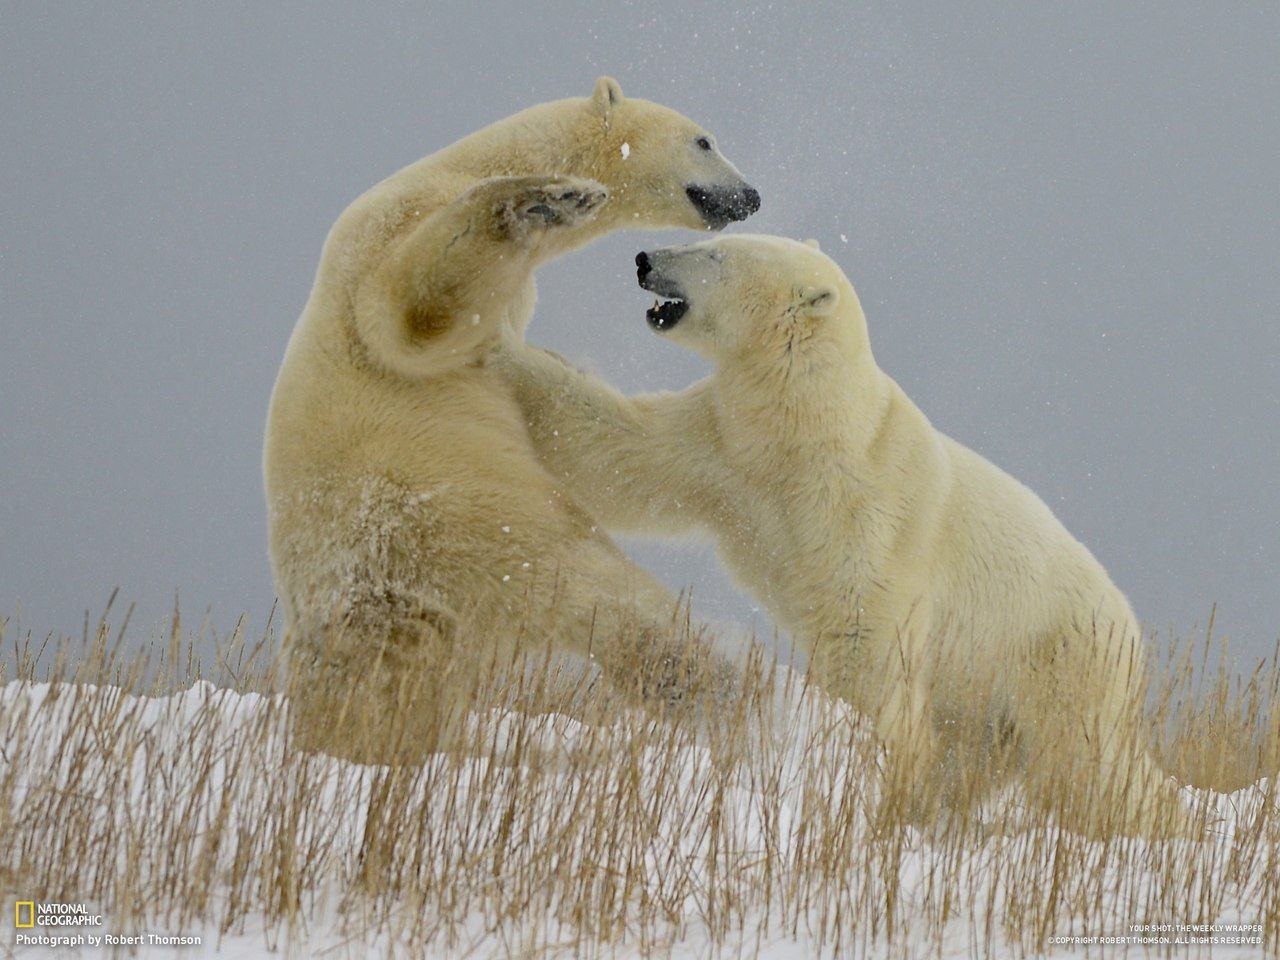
[497,233,1192,836]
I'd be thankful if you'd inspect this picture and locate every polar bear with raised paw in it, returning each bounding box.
[496,234,1193,837]
[264,79,759,762]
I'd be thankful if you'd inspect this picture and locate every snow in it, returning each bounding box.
[1,678,1271,958]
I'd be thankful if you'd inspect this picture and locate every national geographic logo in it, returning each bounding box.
[14,901,103,927]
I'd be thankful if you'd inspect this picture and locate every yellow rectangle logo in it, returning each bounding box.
[15,901,35,928]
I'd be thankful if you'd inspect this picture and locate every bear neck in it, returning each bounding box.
[713,318,889,464]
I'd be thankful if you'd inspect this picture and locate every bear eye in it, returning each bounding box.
[696,136,713,152]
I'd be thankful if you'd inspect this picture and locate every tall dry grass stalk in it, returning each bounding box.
[1,595,1277,957]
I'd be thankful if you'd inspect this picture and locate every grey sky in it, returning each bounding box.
[2,2,1277,674]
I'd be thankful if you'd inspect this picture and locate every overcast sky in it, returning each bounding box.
[2,2,1276,675]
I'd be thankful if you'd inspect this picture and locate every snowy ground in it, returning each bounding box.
[1,677,1273,959]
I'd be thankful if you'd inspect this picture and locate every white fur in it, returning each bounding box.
[264,80,754,760]
[497,234,1191,835]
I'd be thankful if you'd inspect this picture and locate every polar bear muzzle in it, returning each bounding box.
[685,184,760,230]
[636,250,690,330]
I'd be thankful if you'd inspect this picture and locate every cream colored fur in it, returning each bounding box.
[264,80,755,761]
[496,234,1191,835]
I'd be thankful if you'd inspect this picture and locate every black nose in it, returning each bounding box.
[685,184,762,228]
[636,251,652,282]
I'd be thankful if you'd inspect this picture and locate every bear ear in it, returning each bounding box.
[793,283,839,317]
[592,76,625,117]
[803,238,821,250]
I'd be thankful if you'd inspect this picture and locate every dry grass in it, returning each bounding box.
[1,596,1278,958]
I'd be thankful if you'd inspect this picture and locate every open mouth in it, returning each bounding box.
[646,296,688,331]
[637,251,689,330]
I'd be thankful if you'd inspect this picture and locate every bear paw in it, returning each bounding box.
[487,176,608,242]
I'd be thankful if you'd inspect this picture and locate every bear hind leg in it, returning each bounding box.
[1007,641,1197,839]
[286,592,472,766]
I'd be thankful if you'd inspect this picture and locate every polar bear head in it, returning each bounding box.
[577,77,760,231]
[634,234,862,362]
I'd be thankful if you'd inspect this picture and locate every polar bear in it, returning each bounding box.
[495,234,1191,836]
[264,79,759,762]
